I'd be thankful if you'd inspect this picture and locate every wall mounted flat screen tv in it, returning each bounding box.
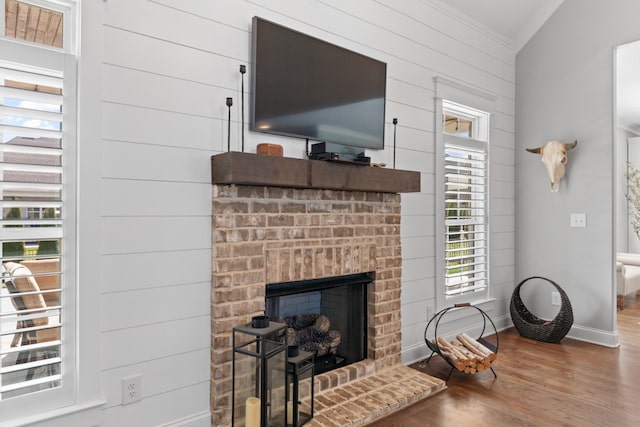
[250,17,387,150]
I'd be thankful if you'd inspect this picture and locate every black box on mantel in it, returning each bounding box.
[310,141,359,156]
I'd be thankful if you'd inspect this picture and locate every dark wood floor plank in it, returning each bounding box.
[367,295,640,427]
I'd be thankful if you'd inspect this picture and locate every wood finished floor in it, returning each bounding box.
[368,296,640,427]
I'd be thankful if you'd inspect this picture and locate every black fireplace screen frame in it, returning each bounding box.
[265,272,374,297]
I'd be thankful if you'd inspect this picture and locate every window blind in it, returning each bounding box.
[0,64,63,399]
[444,139,488,297]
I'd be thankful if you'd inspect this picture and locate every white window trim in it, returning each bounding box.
[0,0,77,54]
[434,77,497,311]
[0,1,106,423]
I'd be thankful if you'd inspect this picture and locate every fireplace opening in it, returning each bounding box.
[265,272,372,375]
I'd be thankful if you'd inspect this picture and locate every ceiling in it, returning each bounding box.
[440,0,565,52]
[439,1,640,136]
[3,0,561,54]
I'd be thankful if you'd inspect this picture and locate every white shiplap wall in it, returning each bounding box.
[95,0,515,425]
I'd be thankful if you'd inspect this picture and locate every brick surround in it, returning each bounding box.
[211,183,406,426]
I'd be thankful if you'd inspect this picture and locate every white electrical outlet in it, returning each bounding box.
[551,291,561,306]
[570,213,586,228]
[122,375,142,405]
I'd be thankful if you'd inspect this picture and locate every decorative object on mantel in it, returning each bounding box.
[256,143,283,157]
[392,117,398,169]
[510,276,574,343]
[239,64,246,152]
[226,97,233,152]
[525,140,578,192]
[232,320,287,426]
[424,303,498,381]
[625,162,640,239]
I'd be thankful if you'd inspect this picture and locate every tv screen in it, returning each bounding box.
[250,17,387,150]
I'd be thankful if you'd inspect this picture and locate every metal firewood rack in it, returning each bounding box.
[423,303,499,381]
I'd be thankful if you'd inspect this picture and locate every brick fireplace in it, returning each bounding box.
[210,152,429,426]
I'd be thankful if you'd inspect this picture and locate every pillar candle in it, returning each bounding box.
[246,396,260,427]
[287,400,298,425]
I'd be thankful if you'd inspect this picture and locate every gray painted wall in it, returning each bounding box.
[516,0,640,345]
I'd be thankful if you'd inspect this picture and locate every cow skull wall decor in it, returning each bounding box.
[526,140,578,192]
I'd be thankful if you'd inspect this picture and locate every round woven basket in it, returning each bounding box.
[510,276,573,343]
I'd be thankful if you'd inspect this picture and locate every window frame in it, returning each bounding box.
[1,0,76,53]
[442,122,489,301]
[0,10,77,418]
[434,77,496,311]
[1,1,105,423]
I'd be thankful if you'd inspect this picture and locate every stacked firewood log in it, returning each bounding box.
[433,332,496,374]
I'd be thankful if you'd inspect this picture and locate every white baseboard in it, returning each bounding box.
[159,411,211,427]
[565,324,620,348]
[502,315,619,347]
[401,316,620,372]
[401,342,430,365]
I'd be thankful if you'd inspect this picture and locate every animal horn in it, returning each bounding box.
[526,147,543,154]
[565,140,578,150]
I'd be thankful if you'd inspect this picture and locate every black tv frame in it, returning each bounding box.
[250,16,387,152]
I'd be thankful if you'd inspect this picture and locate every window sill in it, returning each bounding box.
[2,399,105,427]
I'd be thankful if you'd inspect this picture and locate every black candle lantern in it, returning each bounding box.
[232,318,287,427]
[286,348,314,426]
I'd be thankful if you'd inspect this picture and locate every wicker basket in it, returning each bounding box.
[510,276,573,343]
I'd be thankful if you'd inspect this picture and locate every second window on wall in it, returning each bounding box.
[440,100,490,303]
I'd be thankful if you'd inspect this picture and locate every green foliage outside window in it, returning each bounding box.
[3,207,24,257]
[38,208,60,256]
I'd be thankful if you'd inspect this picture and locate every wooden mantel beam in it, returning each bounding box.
[211,152,421,194]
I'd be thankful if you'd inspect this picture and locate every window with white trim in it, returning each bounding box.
[439,100,490,302]
[0,0,76,408]
[2,0,66,49]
